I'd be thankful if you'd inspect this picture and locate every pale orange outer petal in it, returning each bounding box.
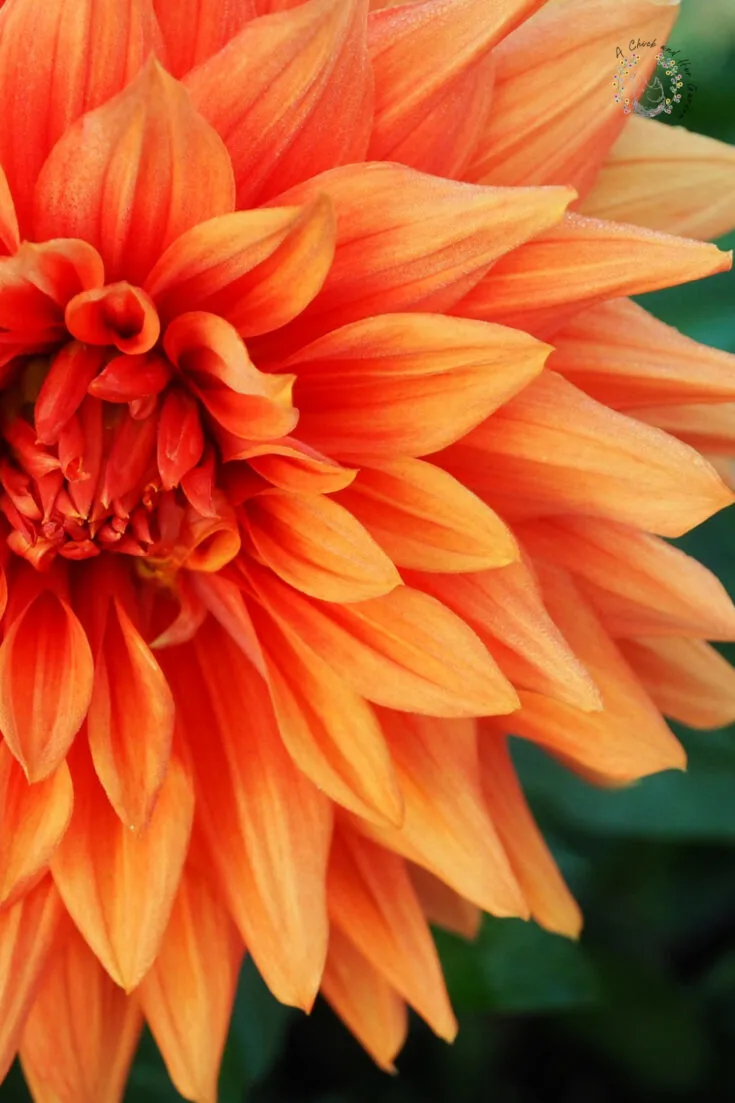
[0,878,63,1082]
[408,864,481,940]
[0,0,162,232]
[549,298,735,409]
[414,560,602,712]
[86,597,175,830]
[167,625,333,1011]
[321,927,408,1073]
[243,489,402,602]
[443,371,733,538]
[356,712,528,918]
[517,516,735,640]
[454,213,732,338]
[0,745,73,909]
[328,828,457,1040]
[20,925,142,1103]
[580,117,735,241]
[367,0,544,177]
[478,734,582,937]
[258,165,574,352]
[618,637,735,731]
[139,855,244,1103]
[506,566,686,784]
[464,0,679,195]
[334,457,519,573]
[34,61,235,285]
[284,313,550,458]
[249,601,405,826]
[248,564,519,718]
[50,746,194,991]
[186,0,373,207]
[633,403,735,456]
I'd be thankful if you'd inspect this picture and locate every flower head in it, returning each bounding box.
[1,0,735,1097]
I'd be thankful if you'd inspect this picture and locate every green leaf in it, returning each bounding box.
[513,737,735,843]
[437,917,600,1014]
[124,1029,182,1103]
[219,957,293,1097]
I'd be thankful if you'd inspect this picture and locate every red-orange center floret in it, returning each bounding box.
[0,281,232,574]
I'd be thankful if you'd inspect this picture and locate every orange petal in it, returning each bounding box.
[549,298,735,409]
[517,516,735,640]
[186,0,373,207]
[0,162,18,254]
[580,116,735,241]
[259,166,573,352]
[34,343,107,446]
[328,829,456,1040]
[408,864,481,940]
[441,371,733,538]
[478,734,581,937]
[335,457,518,573]
[139,857,244,1103]
[153,0,257,77]
[0,0,162,233]
[248,563,519,718]
[455,213,732,338]
[284,313,549,458]
[98,405,158,507]
[321,927,408,1074]
[166,625,333,1011]
[157,388,205,492]
[0,878,64,1082]
[89,352,172,404]
[245,441,357,494]
[87,598,175,830]
[633,402,735,456]
[34,60,235,285]
[504,565,686,783]
[164,311,298,441]
[146,198,336,334]
[617,637,735,731]
[464,0,679,194]
[355,712,527,917]
[0,589,93,782]
[20,924,142,1103]
[51,745,194,991]
[65,283,160,356]
[367,0,542,177]
[0,745,73,909]
[414,560,601,711]
[243,489,402,602]
[248,600,404,826]
[188,572,265,674]
[0,239,103,336]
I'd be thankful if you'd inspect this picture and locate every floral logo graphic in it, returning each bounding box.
[613,44,695,119]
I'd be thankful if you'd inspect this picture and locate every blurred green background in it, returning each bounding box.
[4,3,735,1102]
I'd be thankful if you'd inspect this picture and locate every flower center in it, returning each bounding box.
[0,291,239,574]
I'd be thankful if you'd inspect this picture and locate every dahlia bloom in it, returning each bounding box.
[1,0,735,1097]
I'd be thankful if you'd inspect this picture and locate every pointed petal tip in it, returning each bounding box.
[540,900,584,941]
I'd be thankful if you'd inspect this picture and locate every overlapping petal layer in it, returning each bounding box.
[0,0,732,1098]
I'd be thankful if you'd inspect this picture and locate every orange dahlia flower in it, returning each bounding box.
[1,0,735,1097]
